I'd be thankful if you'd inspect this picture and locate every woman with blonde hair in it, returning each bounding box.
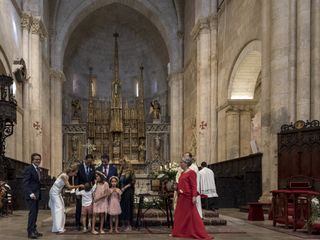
[119,156,135,231]
[49,163,84,233]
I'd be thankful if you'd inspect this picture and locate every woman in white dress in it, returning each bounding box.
[49,164,84,233]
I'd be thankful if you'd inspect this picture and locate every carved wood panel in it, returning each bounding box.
[278,120,320,189]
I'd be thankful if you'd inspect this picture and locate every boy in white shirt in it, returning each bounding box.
[76,183,96,232]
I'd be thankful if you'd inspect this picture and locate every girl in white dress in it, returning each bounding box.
[49,164,84,233]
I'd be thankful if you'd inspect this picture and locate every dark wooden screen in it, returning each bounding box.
[1,157,51,210]
[278,120,320,189]
[208,153,262,208]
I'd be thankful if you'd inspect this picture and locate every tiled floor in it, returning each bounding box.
[0,209,318,239]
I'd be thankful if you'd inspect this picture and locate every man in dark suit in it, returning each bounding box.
[96,153,118,183]
[23,153,43,239]
[75,154,95,230]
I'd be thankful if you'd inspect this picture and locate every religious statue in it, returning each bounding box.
[153,135,161,160]
[71,135,79,161]
[149,100,161,122]
[71,99,81,119]
[138,138,146,162]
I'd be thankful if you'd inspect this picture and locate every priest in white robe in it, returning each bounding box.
[199,162,218,210]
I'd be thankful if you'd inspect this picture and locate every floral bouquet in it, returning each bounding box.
[158,162,180,181]
[309,197,320,225]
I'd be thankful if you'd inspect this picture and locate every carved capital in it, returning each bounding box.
[226,99,256,116]
[191,17,210,40]
[50,69,65,83]
[21,12,31,30]
[31,17,41,34]
[31,17,48,39]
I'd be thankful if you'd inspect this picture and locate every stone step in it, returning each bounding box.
[58,216,227,227]
[136,217,226,226]
[65,207,219,219]
[60,206,225,227]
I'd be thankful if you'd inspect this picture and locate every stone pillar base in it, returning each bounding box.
[259,191,272,203]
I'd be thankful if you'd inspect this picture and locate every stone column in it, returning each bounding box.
[260,0,272,201]
[21,12,31,161]
[192,18,211,164]
[169,72,183,163]
[270,0,290,190]
[226,107,240,159]
[288,0,296,122]
[209,15,218,164]
[29,17,43,155]
[240,109,252,157]
[50,69,65,176]
[296,0,311,120]
[311,0,320,120]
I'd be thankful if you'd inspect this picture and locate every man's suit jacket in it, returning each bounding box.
[75,163,95,185]
[96,164,118,182]
[23,165,41,200]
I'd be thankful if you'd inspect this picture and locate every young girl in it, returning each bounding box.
[92,171,109,234]
[75,183,95,233]
[108,176,122,233]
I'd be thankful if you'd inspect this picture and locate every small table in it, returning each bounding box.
[135,193,173,229]
[248,202,264,221]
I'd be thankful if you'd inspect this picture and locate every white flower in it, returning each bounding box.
[312,197,319,205]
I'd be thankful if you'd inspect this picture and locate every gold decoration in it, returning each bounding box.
[83,33,146,163]
[294,120,305,129]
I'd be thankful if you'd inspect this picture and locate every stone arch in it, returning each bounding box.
[225,40,262,159]
[228,40,262,100]
[52,0,181,72]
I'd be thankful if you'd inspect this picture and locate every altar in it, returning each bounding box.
[62,33,170,173]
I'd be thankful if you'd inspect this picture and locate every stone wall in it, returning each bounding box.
[0,0,23,162]
[0,1,53,172]
[216,0,261,161]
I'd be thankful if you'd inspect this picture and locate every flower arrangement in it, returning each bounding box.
[308,197,320,225]
[156,162,180,181]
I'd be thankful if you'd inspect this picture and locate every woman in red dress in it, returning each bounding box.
[172,157,213,239]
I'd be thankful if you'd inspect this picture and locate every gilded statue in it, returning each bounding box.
[149,100,161,121]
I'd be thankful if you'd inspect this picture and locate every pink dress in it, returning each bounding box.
[93,182,109,213]
[108,188,122,216]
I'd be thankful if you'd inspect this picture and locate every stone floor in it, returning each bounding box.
[0,209,319,240]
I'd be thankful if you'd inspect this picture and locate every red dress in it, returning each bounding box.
[172,170,213,239]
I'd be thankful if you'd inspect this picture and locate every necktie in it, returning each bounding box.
[36,167,41,180]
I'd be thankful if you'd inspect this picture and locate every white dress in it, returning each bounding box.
[49,173,67,233]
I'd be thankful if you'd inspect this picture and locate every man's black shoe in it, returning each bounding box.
[28,232,38,239]
[35,231,43,237]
